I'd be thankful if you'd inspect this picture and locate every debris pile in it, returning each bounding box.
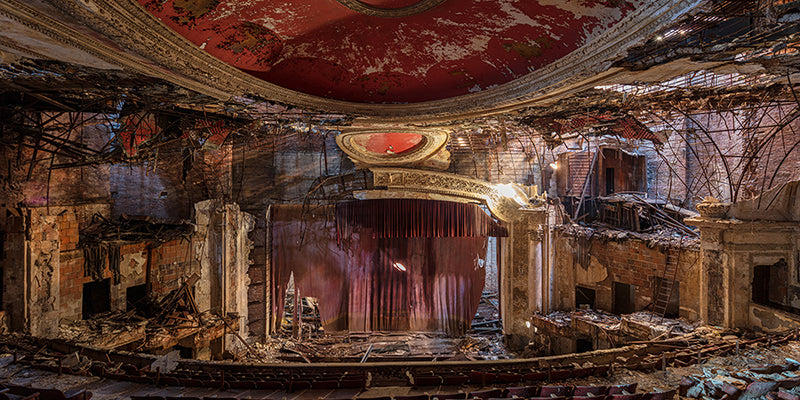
[558,222,700,249]
[57,274,235,356]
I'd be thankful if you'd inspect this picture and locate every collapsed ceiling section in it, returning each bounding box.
[0,0,798,194]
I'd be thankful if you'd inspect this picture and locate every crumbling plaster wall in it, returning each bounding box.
[1,208,60,337]
[552,229,702,321]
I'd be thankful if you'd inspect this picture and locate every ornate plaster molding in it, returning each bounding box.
[332,0,447,18]
[1,0,704,121]
[369,167,536,222]
[336,128,448,167]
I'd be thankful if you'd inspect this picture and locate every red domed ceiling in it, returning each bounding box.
[139,0,643,104]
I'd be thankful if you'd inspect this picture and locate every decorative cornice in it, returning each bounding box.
[2,0,704,122]
[370,167,536,222]
[332,0,447,18]
[0,0,232,100]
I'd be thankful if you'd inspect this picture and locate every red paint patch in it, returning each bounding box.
[352,132,424,155]
[206,21,283,71]
[117,114,159,157]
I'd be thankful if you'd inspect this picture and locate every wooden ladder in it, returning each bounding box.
[652,247,680,323]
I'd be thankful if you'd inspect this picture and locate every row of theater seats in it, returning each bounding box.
[0,384,91,400]
[412,366,610,387]
[29,360,616,390]
[128,383,678,400]
[458,384,675,400]
[679,375,800,399]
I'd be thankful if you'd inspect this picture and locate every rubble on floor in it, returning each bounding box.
[263,290,509,363]
[249,331,512,363]
[57,275,234,355]
[1,329,799,400]
[535,309,697,339]
[615,332,800,398]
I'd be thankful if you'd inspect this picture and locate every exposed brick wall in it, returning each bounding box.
[245,211,268,340]
[57,212,80,252]
[642,106,800,208]
[59,250,95,320]
[55,204,199,320]
[553,229,702,320]
[149,238,200,297]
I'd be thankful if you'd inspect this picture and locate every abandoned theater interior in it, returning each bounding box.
[3,0,800,399]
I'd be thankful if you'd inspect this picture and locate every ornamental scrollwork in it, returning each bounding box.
[370,167,536,222]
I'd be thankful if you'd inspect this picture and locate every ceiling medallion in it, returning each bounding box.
[332,0,447,18]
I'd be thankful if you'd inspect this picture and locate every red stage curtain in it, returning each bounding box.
[272,200,500,336]
[336,198,507,239]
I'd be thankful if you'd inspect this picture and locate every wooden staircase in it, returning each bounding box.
[652,247,680,322]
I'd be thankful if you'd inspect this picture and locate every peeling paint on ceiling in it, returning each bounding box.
[139,0,643,103]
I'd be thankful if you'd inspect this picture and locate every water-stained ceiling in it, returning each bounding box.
[138,0,643,104]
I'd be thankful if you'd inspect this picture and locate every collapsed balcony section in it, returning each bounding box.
[0,200,254,360]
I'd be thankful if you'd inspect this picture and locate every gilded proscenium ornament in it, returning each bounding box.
[370,167,534,222]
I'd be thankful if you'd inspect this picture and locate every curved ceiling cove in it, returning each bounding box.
[138,0,644,104]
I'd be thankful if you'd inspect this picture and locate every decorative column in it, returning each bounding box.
[501,206,549,349]
[193,200,254,353]
[2,208,60,337]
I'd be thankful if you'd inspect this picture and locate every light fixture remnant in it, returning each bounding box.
[525,321,531,328]
[496,183,530,207]
[549,162,558,170]
[393,262,407,272]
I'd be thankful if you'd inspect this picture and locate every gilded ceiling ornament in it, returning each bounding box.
[336,129,449,168]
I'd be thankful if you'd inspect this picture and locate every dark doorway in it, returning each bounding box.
[82,279,110,319]
[613,281,635,315]
[752,260,791,314]
[576,338,593,353]
[605,168,615,195]
[126,284,147,312]
[175,345,194,359]
[575,286,596,309]
[752,265,771,305]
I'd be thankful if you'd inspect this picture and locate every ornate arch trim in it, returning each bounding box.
[369,168,533,222]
